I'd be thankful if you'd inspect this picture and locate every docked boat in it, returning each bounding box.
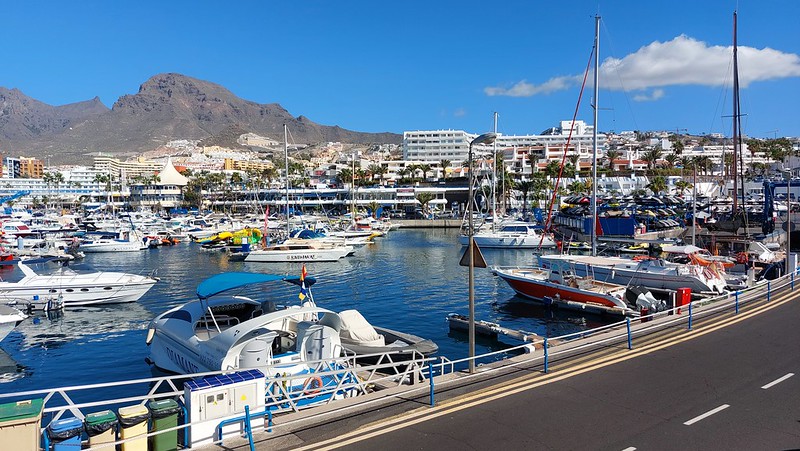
[0,304,27,342]
[493,266,662,312]
[537,254,727,294]
[0,262,158,309]
[146,272,350,386]
[243,239,353,263]
[79,230,146,253]
[459,221,557,249]
[338,309,438,361]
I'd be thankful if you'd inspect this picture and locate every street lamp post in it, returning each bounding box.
[467,132,497,374]
[785,168,792,274]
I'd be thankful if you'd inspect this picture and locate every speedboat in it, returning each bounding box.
[537,254,727,294]
[458,221,557,249]
[0,305,27,342]
[79,230,146,253]
[146,272,349,380]
[0,262,158,309]
[493,266,662,312]
[243,239,353,263]
[337,309,438,361]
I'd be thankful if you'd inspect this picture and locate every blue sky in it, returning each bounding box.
[3,1,799,139]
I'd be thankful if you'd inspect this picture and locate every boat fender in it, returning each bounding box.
[303,376,323,395]
[145,327,155,345]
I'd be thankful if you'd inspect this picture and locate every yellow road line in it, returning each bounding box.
[296,291,797,450]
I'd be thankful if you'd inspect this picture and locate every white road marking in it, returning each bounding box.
[761,373,794,389]
[621,447,637,451]
[684,404,730,426]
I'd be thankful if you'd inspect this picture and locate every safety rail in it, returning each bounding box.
[3,268,797,449]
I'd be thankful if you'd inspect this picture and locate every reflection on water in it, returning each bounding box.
[0,228,616,395]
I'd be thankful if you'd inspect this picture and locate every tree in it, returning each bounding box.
[674,180,693,196]
[439,159,451,179]
[663,153,679,168]
[527,152,539,174]
[415,192,435,216]
[418,164,432,181]
[646,176,667,195]
[337,168,353,186]
[641,148,663,170]
[515,180,535,213]
[368,164,385,185]
[604,149,621,170]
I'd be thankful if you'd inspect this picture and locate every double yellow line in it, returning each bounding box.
[297,289,797,450]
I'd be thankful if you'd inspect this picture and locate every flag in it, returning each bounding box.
[298,264,308,301]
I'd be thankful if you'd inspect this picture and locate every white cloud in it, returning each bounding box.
[453,108,466,117]
[485,35,800,97]
[633,88,665,102]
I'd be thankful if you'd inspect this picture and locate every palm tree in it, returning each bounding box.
[439,159,451,179]
[368,164,385,185]
[405,164,418,183]
[663,153,679,169]
[337,168,353,187]
[396,167,409,183]
[641,148,663,170]
[415,192,435,216]
[674,180,693,196]
[604,149,621,170]
[527,153,539,175]
[418,164,432,181]
[646,176,667,195]
[515,180,535,213]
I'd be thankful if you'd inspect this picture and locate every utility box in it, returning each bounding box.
[47,417,83,451]
[676,287,692,314]
[184,369,266,448]
[0,399,44,451]
[85,410,118,450]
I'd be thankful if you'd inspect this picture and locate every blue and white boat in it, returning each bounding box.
[146,272,349,390]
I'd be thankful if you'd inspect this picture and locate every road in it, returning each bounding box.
[286,289,800,450]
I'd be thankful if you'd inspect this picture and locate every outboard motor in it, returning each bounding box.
[297,321,342,361]
[625,286,665,312]
[239,332,276,368]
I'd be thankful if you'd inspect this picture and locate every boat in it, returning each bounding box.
[661,244,736,268]
[243,239,354,263]
[458,221,557,249]
[0,304,27,342]
[78,230,146,253]
[537,254,728,294]
[0,262,158,309]
[337,309,438,361]
[493,266,662,312]
[145,272,355,397]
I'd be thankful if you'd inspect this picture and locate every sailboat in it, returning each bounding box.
[457,113,557,249]
[244,125,354,263]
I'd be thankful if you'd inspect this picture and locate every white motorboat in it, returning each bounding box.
[244,239,353,263]
[146,272,349,387]
[459,221,557,249]
[79,230,146,253]
[0,262,158,309]
[0,305,27,342]
[537,254,728,294]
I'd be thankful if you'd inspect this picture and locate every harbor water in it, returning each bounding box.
[0,229,608,400]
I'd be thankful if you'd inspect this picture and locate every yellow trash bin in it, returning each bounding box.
[117,405,150,451]
[0,399,44,451]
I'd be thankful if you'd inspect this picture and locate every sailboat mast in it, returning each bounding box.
[284,124,290,237]
[492,112,498,228]
[732,11,739,213]
[591,15,600,257]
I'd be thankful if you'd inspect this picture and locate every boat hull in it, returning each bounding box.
[494,268,627,308]
[0,273,157,308]
[244,247,352,262]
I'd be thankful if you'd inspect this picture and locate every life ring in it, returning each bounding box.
[302,376,323,395]
[736,252,748,264]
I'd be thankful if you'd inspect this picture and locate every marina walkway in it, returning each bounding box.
[221,284,800,450]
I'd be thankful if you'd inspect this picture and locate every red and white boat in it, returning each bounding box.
[494,266,632,310]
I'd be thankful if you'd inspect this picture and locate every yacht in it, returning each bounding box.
[0,262,158,309]
[459,221,557,249]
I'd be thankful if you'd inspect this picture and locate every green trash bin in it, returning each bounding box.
[148,399,180,451]
[0,399,44,451]
[85,409,118,450]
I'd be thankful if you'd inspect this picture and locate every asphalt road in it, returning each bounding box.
[300,293,800,450]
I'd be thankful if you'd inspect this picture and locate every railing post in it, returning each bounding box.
[543,338,549,373]
[626,317,632,350]
[428,361,435,407]
[735,291,739,314]
[792,272,795,290]
[244,405,255,451]
[767,280,771,302]
[688,302,693,331]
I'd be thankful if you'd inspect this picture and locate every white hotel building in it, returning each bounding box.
[403,120,603,163]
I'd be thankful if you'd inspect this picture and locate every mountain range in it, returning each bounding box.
[0,73,402,163]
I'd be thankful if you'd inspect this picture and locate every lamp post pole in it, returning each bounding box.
[787,170,792,275]
[467,132,496,374]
